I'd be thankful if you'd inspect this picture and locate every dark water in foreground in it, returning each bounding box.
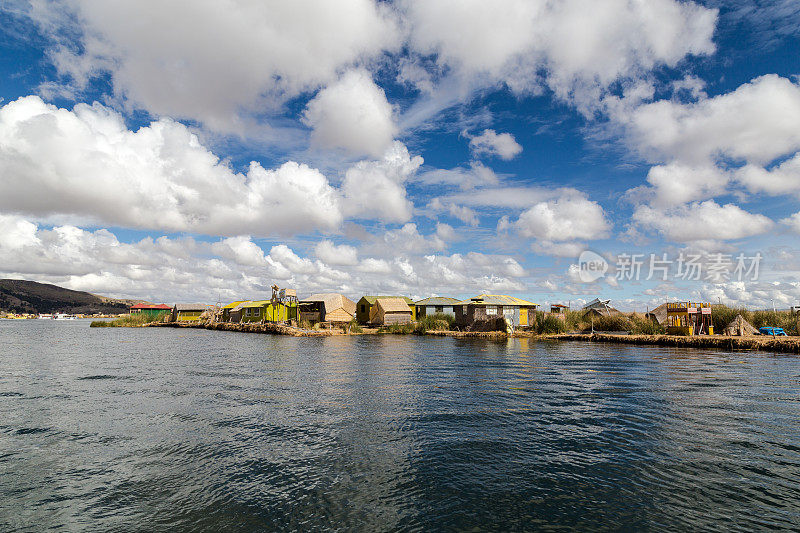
[1,321,799,531]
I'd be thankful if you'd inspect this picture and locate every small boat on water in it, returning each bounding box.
[38,314,54,319]
[53,313,77,320]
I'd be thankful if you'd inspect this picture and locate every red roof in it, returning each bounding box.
[130,303,171,310]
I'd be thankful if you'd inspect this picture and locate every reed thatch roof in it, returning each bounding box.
[302,293,356,316]
[375,297,412,313]
[359,295,414,305]
[646,303,669,325]
[723,314,759,336]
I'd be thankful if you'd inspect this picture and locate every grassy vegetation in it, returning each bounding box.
[414,313,455,333]
[527,310,664,335]
[530,311,567,334]
[712,305,799,335]
[379,323,415,334]
[533,305,799,336]
[90,313,165,327]
[628,314,665,335]
[344,320,363,333]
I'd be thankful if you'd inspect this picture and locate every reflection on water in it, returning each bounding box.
[1,320,799,531]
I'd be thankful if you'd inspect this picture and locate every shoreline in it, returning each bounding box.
[542,332,800,354]
[145,322,800,353]
[148,321,510,339]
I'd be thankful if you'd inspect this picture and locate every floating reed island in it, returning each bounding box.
[546,333,800,355]
[140,322,800,353]
[91,288,800,353]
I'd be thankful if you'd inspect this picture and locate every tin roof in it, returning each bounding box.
[582,298,612,309]
[454,294,538,306]
[415,296,460,306]
[174,303,208,311]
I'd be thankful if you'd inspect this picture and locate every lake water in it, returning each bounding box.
[1,320,799,531]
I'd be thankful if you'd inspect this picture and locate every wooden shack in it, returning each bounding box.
[369,298,413,326]
[220,300,248,323]
[415,296,460,318]
[129,303,171,318]
[299,293,356,324]
[172,304,208,322]
[454,294,538,328]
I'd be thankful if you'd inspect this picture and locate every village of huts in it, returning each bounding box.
[127,283,800,337]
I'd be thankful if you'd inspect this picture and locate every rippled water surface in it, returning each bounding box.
[1,320,800,531]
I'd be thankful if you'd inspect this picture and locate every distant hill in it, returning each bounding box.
[0,279,145,315]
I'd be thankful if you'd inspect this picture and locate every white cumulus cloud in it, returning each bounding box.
[303,69,398,158]
[403,0,716,111]
[513,194,611,242]
[0,96,343,236]
[633,201,774,242]
[468,129,522,160]
[32,0,401,132]
[342,141,423,223]
[314,240,359,266]
[623,75,800,166]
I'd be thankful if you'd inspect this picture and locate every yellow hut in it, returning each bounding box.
[172,304,208,322]
[240,300,298,323]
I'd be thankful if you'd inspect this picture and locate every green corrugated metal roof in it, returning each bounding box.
[415,297,460,306]
[241,300,270,308]
[454,294,538,306]
[222,300,249,309]
[240,300,296,308]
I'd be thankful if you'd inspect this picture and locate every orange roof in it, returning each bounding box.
[130,303,171,310]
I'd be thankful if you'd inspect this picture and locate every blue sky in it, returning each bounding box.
[0,0,799,309]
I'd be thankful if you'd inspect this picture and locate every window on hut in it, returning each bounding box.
[435,306,443,313]
[486,306,498,316]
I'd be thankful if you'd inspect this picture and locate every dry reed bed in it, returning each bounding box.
[148,322,800,353]
[550,333,800,354]
[149,321,334,337]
